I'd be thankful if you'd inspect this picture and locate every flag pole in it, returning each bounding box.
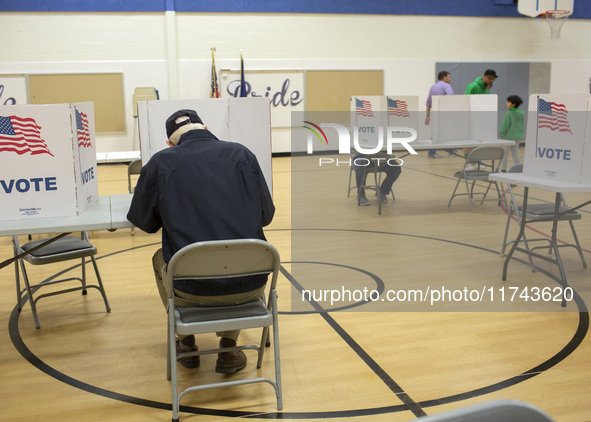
[536,95,540,157]
[240,49,247,97]
[210,46,220,98]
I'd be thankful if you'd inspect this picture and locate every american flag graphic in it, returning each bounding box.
[538,98,572,134]
[387,98,410,118]
[356,98,374,117]
[0,115,54,156]
[75,109,92,148]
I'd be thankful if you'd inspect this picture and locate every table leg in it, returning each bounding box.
[502,186,529,281]
[550,192,568,307]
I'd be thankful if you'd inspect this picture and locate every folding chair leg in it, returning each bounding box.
[568,220,587,268]
[18,260,41,329]
[479,181,501,206]
[14,255,22,310]
[81,257,88,294]
[481,182,492,205]
[466,179,476,212]
[347,167,354,197]
[270,291,283,410]
[90,256,111,312]
[168,302,180,422]
[447,177,462,207]
[521,232,536,272]
[258,327,269,368]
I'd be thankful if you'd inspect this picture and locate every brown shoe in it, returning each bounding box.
[216,350,247,374]
[176,338,200,369]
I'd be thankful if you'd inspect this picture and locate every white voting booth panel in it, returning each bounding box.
[352,96,381,148]
[351,96,419,149]
[0,102,98,220]
[431,95,498,143]
[137,97,273,195]
[524,94,591,184]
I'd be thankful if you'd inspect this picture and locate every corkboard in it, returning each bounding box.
[305,70,383,112]
[28,73,125,133]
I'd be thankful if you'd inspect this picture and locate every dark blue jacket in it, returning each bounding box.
[127,129,275,295]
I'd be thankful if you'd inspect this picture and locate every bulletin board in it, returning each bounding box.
[305,70,383,112]
[28,73,126,134]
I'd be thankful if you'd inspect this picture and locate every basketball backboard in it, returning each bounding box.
[518,0,574,17]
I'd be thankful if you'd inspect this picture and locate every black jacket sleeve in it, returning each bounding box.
[126,161,162,233]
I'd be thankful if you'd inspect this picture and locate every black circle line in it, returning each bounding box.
[8,229,588,419]
[280,227,590,298]
[279,263,426,417]
[277,260,386,313]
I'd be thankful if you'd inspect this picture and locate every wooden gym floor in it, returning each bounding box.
[1,148,590,422]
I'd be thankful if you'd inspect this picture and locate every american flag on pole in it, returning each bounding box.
[239,52,247,97]
[0,115,54,156]
[538,98,572,134]
[387,98,410,118]
[356,99,374,117]
[210,49,220,98]
[75,109,92,148]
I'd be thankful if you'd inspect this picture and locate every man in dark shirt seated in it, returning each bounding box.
[127,109,275,374]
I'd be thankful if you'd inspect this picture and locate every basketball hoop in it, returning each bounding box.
[545,9,571,39]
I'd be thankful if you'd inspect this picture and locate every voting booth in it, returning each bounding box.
[351,95,419,149]
[431,94,498,143]
[523,94,591,184]
[137,97,273,195]
[0,102,98,220]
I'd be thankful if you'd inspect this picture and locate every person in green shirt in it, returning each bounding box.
[463,69,499,169]
[499,94,525,171]
[465,69,498,95]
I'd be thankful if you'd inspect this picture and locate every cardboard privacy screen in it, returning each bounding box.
[431,94,498,144]
[523,94,591,184]
[0,102,99,220]
[351,95,419,149]
[136,97,273,195]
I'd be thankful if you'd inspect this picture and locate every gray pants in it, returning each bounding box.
[501,143,521,171]
[152,248,265,341]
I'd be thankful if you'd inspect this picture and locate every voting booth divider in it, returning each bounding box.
[351,95,419,149]
[136,97,273,196]
[431,94,498,144]
[0,102,98,220]
[524,94,591,184]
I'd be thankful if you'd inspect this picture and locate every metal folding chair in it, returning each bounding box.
[500,164,586,272]
[417,399,555,421]
[448,146,505,212]
[164,239,282,422]
[12,231,110,328]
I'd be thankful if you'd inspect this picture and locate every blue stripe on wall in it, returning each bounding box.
[0,0,165,12]
[1,0,589,19]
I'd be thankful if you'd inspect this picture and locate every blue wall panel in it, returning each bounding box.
[0,0,165,12]
[0,0,589,19]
